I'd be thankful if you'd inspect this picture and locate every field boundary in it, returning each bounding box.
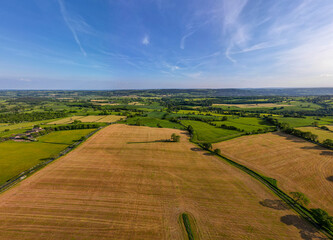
[194,143,333,238]
[0,125,107,194]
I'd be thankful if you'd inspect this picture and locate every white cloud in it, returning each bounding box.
[142,35,150,45]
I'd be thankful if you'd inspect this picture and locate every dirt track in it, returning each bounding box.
[0,125,324,239]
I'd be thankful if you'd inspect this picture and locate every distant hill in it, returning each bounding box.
[1,88,333,97]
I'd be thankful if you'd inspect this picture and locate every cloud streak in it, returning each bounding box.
[58,0,87,56]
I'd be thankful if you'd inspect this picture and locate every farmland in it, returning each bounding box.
[181,120,243,142]
[0,129,96,185]
[296,126,333,142]
[212,103,290,108]
[124,116,184,129]
[212,117,274,132]
[214,132,333,215]
[48,115,125,124]
[274,116,333,128]
[0,90,332,238]
[0,125,318,239]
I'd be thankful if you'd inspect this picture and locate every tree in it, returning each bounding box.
[323,139,333,148]
[290,191,310,206]
[171,133,180,142]
[213,148,221,155]
[202,142,212,150]
[311,208,333,230]
[72,120,82,124]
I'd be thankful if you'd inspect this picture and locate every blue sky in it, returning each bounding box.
[0,0,333,89]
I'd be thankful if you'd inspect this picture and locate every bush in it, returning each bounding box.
[213,148,221,155]
[171,133,180,142]
[311,208,333,230]
[202,142,212,150]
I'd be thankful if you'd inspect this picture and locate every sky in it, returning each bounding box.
[0,0,333,89]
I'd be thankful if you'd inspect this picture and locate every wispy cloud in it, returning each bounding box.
[142,34,150,45]
[57,0,87,56]
[19,78,31,82]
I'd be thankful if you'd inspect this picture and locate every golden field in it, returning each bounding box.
[0,125,324,239]
[214,132,333,215]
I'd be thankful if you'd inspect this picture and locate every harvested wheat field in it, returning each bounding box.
[0,125,324,239]
[78,115,106,122]
[214,132,333,215]
[48,116,85,124]
[96,115,125,122]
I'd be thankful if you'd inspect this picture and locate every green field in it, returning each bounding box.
[213,117,274,132]
[0,120,57,138]
[275,116,333,128]
[181,120,243,143]
[296,126,333,142]
[0,129,96,185]
[124,117,185,129]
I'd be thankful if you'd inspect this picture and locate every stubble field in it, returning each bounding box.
[214,132,333,215]
[0,125,324,239]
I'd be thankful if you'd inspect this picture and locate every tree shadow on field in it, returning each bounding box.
[275,132,306,143]
[327,176,333,182]
[280,215,327,240]
[203,152,214,156]
[300,145,323,150]
[320,151,333,156]
[259,199,290,210]
[190,147,202,152]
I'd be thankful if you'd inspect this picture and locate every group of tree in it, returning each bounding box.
[289,191,333,231]
[0,111,67,123]
[265,116,320,143]
[45,123,101,131]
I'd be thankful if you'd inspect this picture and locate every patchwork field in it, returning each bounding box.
[213,117,274,132]
[214,132,333,215]
[95,115,125,122]
[0,129,96,185]
[212,103,290,108]
[48,115,125,124]
[125,116,184,129]
[0,125,321,239]
[275,116,333,128]
[296,126,333,142]
[181,120,242,142]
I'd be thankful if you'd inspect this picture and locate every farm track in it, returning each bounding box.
[0,125,326,239]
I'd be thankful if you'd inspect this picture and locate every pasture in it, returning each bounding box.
[296,126,333,142]
[212,103,290,108]
[213,117,273,132]
[214,132,333,215]
[0,129,96,185]
[0,124,317,239]
[0,119,58,138]
[181,120,242,142]
[275,116,333,128]
[124,116,184,129]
